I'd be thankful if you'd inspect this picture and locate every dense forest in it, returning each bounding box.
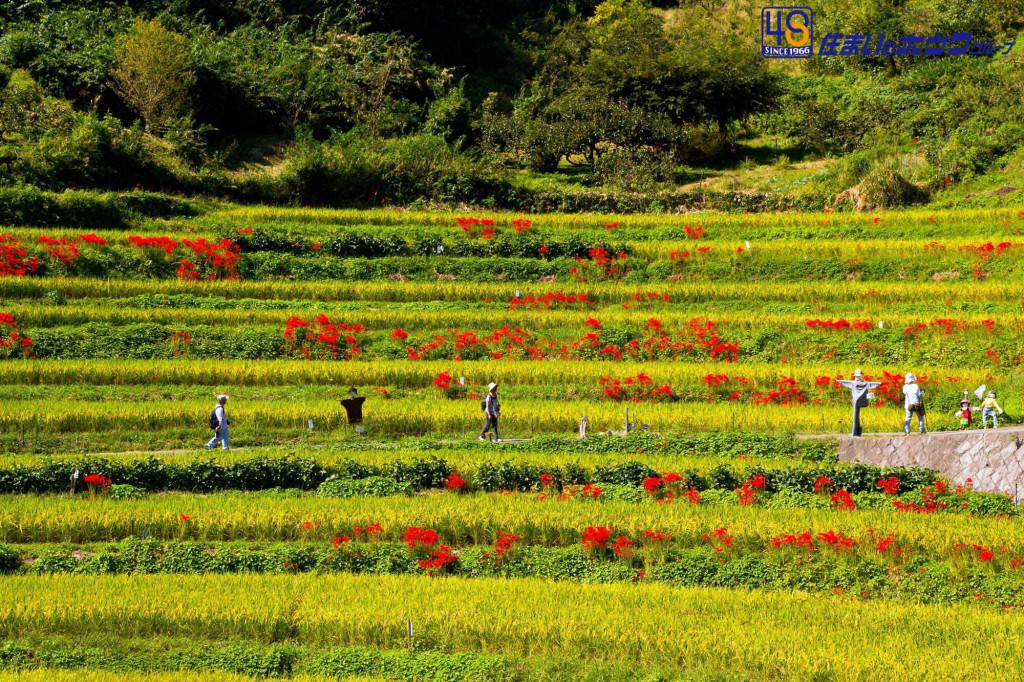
[2,0,1024,211]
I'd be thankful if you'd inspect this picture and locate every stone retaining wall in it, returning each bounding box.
[838,428,1024,501]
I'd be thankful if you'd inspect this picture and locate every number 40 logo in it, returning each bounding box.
[762,7,813,58]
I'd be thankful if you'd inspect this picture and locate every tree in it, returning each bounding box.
[112,19,195,133]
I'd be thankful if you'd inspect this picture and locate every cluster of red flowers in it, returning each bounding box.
[433,371,455,391]
[952,543,996,562]
[599,373,672,402]
[558,483,603,500]
[642,472,696,504]
[830,489,856,511]
[37,235,81,264]
[179,238,242,280]
[403,316,739,365]
[511,218,531,232]
[642,530,674,543]
[83,473,111,489]
[684,225,706,239]
[283,314,364,360]
[0,312,33,359]
[419,545,458,574]
[406,325,534,361]
[581,526,614,551]
[455,216,496,240]
[701,527,734,552]
[736,475,766,506]
[877,476,901,495]
[509,291,591,311]
[482,531,523,563]
[959,241,1013,258]
[129,235,242,280]
[128,235,178,253]
[751,376,808,406]
[770,530,857,551]
[570,247,629,282]
[443,472,466,490]
[352,523,383,541]
[621,291,670,310]
[0,234,39,276]
[805,319,873,331]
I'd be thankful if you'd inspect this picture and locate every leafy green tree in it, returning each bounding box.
[112,19,195,132]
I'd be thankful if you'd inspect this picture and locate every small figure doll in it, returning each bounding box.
[956,390,973,429]
[980,390,1004,428]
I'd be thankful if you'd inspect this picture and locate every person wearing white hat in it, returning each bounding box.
[205,394,230,450]
[902,373,925,435]
[837,369,881,437]
[479,382,501,442]
[980,390,1004,429]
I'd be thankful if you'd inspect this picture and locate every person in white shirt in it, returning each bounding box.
[205,395,230,450]
[902,374,925,435]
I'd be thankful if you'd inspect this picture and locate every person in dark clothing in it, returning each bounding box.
[341,387,366,425]
[479,382,500,442]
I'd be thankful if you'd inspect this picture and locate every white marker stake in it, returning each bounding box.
[459,376,465,386]
[878,321,884,329]
[307,418,314,431]
[744,241,750,250]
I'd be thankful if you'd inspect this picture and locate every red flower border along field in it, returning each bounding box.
[5,204,1024,681]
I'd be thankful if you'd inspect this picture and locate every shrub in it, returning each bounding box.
[107,483,146,500]
[316,475,410,498]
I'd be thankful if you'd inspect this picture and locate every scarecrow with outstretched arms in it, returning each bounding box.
[837,369,882,437]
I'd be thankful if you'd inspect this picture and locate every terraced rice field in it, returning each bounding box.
[2,205,1024,680]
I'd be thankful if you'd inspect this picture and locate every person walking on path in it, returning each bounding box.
[902,373,925,435]
[980,390,1004,428]
[205,395,230,450]
[479,382,500,442]
[837,369,881,437]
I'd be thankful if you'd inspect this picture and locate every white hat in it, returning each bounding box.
[488,382,498,392]
[217,394,228,403]
[905,373,916,383]
[853,368,863,378]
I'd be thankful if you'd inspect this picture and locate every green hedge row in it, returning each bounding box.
[0,450,935,495]
[3,537,1022,607]
[0,187,197,228]
[0,639,513,681]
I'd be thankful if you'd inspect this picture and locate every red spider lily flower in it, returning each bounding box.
[814,475,832,492]
[433,371,453,390]
[391,328,409,340]
[877,477,901,495]
[83,473,111,488]
[830,489,856,511]
[581,526,614,550]
[301,520,318,530]
[612,535,634,559]
[443,472,466,490]
[179,514,191,522]
[404,526,440,548]
[584,317,601,328]
[77,233,108,245]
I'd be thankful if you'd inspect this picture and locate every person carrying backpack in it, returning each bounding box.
[479,382,500,442]
[205,395,230,450]
[902,373,925,435]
